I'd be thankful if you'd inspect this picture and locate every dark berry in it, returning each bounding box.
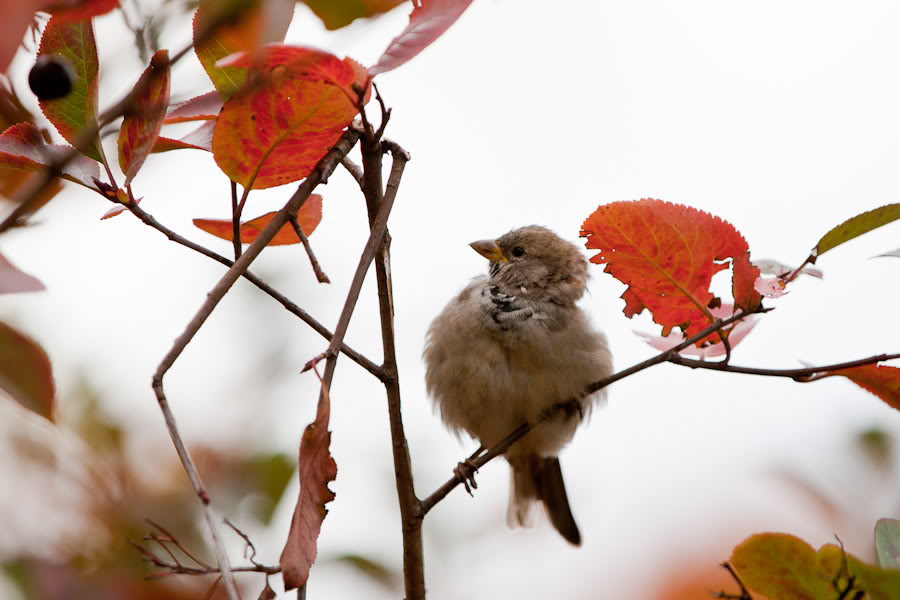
[29,55,75,100]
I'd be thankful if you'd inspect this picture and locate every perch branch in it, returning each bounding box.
[668,353,900,380]
[288,213,330,283]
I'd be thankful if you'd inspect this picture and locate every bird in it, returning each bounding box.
[423,225,613,545]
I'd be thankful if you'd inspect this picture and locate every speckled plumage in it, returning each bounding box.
[424,226,613,545]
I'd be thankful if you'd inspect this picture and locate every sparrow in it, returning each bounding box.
[424,225,613,545]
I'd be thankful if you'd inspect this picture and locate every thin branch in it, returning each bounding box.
[288,214,329,283]
[340,157,364,186]
[0,5,247,233]
[123,199,383,380]
[713,562,753,600]
[230,180,241,260]
[419,306,771,514]
[149,127,361,600]
[359,136,421,598]
[669,353,900,381]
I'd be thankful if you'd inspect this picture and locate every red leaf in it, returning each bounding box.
[0,253,45,294]
[732,252,762,312]
[212,47,366,189]
[193,0,294,100]
[824,363,900,411]
[580,199,758,338]
[38,16,103,162]
[164,90,222,124]
[152,120,215,153]
[117,50,170,185]
[46,0,119,24]
[193,194,322,245]
[369,0,474,75]
[0,321,55,422]
[0,123,100,187]
[635,304,760,358]
[280,381,336,590]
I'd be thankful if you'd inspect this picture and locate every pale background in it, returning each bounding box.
[2,1,900,598]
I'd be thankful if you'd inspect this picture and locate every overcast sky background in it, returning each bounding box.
[3,1,900,598]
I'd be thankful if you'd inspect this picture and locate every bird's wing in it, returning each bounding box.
[478,284,548,330]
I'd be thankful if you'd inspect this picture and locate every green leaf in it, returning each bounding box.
[813,203,900,259]
[37,16,103,163]
[876,519,900,569]
[0,322,55,422]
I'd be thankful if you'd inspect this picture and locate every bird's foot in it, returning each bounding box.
[454,459,479,496]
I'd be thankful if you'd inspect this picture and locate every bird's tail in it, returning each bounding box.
[507,455,581,545]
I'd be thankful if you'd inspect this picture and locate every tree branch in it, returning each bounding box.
[419,306,771,514]
[149,126,361,600]
[288,213,330,283]
[669,352,900,381]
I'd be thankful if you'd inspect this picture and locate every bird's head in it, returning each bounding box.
[469,225,588,304]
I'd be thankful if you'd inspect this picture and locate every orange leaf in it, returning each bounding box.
[580,199,761,338]
[193,194,322,245]
[46,0,119,24]
[212,47,366,189]
[824,363,900,411]
[117,50,170,185]
[0,122,99,188]
[0,321,55,422]
[280,381,336,590]
[369,0,474,75]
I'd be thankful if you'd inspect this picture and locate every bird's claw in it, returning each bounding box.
[454,459,479,496]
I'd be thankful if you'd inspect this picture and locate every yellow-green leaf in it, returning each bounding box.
[814,203,900,259]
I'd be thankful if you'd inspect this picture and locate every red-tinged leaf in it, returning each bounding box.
[0,322,55,422]
[280,382,336,590]
[117,50,170,185]
[0,1,41,72]
[100,195,140,220]
[193,194,322,245]
[152,120,215,153]
[369,0,474,75]
[732,251,762,312]
[0,123,100,188]
[164,90,223,123]
[754,276,787,298]
[580,199,755,338]
[212,47,366,189]
[0,253,44,294]
[38,16,103,162]
[635,304,759,358]
[299,0,407,30]
[193,0,294,100]
[823,363,900,411]
[46,0,119,24]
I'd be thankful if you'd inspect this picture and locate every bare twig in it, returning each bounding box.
[230,180,241,260]
[149,127,361,600]
[358,134,420,598]
[669,353,900,381]
[713,562,753,600]
[420,306,771,514]
[122,199,383,380]
[288,214,330,283]
[340,157,364,186]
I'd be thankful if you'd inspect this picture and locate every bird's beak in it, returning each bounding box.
[469,239,507,262]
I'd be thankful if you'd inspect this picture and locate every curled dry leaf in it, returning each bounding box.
[635,304,760,358]
[0,123,100,188]
[212,47,368,189]
[118,50,170,185]
[193,194,322,245]
[0,321,55,422]
[369,0,474,75]
[37,16,103,162]
[580,199,762,339]
[280,379,337,591]
[0,253,44,294]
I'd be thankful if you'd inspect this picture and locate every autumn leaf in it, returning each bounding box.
[812,203,900,260]
[299,0,407,30]
[0,322,55,422]
[369,0,474,75]
[819,363,900,411]
[152,121,215,153]
[732,532,900,600]
[0,123,100,188]
[635,304,759,358]
[580,199,762,339]
[753,258,823,279]
[117,50,170,185]
[280,378,337,590]
[46,0,119,24]
[38,16,103,162]
[0,253,44,294]
[193,194,322,245]
[193,0,294,100]
[164,90,223,124]
[212,47,367,189]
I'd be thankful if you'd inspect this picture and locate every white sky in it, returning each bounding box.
[3,1,900,598]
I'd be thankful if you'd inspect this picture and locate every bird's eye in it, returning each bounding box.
[512,247,525,257]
